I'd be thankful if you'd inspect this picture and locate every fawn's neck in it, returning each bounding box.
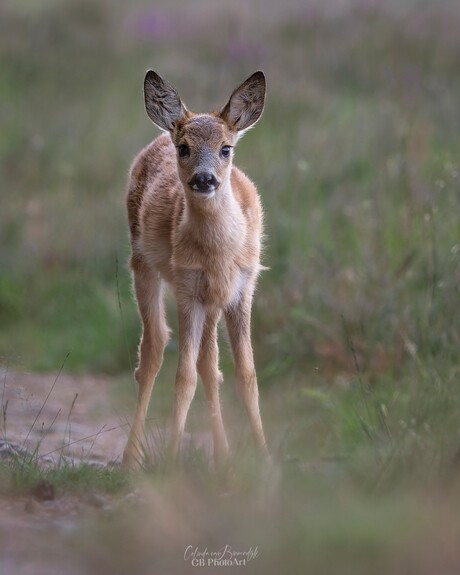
[181,178,245,248]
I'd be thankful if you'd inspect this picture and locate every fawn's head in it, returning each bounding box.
[143,71,266,198]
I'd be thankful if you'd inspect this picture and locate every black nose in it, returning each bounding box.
[189,172,218,193]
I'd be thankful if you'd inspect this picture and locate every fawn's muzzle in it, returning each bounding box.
[189,172,218,193]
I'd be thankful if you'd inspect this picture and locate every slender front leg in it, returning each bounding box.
[170,300,206,458]
[225,291,269,456]
[197,308,229,466]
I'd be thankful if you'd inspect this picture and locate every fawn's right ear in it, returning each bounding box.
[144,71,186,132]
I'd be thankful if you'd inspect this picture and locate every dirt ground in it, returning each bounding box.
[0,369,129,466]
[0,370,125,573]
[0,369,215,574]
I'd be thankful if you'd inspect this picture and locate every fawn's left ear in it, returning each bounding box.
[219,71,266,133]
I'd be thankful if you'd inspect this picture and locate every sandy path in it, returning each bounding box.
[0,369,216,574]
[0,368,214,466]
[0,369,128,465]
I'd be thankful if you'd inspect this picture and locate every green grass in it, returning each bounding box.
[0,458,128,495]
[1,0,460,572]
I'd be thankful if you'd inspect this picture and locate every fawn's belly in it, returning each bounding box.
[174,265,250,309]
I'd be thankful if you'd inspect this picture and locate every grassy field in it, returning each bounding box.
[1,0,460,572]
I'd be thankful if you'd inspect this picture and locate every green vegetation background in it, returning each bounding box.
[1,1,460,572]
[2,0,459,375]
[2,0,460,468]
[2,0,460,447]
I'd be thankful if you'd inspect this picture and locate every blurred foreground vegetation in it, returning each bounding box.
[1,0,460,573]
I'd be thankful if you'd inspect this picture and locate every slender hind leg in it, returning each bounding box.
[122,259,168,468]
[225,288,269,457]
[197,308,229,466]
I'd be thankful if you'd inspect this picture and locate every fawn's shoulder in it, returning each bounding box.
[127,134,179,240]
[230,166,263,230]
[129,134,175,184]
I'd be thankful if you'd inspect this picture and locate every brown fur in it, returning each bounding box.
[122,71,268,467]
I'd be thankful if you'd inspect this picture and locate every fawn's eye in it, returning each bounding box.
[220,145,231,159]
[178,144,190,158]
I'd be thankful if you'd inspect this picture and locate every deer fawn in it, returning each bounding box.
[122,70,269,468]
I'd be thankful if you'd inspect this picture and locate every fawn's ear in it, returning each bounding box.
[144,71,186,132]
[220,71,266,133]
